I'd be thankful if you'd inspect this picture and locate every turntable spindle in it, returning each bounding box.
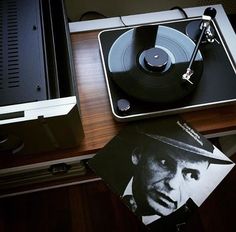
[143,47,168,72]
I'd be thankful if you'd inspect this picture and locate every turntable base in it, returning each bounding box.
[98,7,236,121]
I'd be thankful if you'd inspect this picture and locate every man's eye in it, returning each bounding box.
[155,156,176,170]
[160,159,167,166]
[157,158,175,170]
[183,169,200,181]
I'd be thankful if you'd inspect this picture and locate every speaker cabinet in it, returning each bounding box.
[0,0,84,155]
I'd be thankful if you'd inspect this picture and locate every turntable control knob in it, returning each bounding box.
[117,99,131,112]
[143,47,168,72]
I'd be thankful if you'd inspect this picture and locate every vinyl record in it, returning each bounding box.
[108,25,203,103]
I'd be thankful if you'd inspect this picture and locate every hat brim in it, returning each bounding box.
[144,133,233,165]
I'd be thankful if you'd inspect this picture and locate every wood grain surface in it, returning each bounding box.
[71,31,124,154]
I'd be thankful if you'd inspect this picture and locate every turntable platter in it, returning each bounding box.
[108,25,203,103]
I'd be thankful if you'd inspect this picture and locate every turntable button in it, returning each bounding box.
[117,99,131,112]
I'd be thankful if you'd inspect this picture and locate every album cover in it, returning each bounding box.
[88,116,234,231]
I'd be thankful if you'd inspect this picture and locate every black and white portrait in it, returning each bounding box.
[89,116,234,230]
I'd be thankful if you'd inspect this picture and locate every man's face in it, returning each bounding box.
[131,145,209,217]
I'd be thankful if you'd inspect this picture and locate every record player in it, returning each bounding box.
[98,5,236,121]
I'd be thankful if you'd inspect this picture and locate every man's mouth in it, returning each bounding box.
[152,190,178,210]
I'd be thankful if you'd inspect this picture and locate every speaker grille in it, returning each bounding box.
[0,0,48,106]
[0,0,20,90]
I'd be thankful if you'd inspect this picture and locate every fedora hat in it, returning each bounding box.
[141,132,232,165]
[126,116,232,165]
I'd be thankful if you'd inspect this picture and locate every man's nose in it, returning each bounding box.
[165,168,183,190]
